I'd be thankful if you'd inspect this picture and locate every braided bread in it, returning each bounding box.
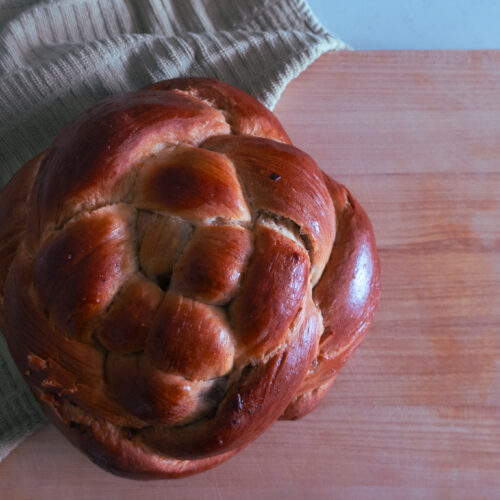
[0,78,381,478]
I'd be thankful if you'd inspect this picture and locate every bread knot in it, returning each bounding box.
[0,78,380,478]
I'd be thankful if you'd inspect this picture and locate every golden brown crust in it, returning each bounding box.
[202,135,335,284]
[281,176,382,420]
[0,153,44,329]
[134,143,251,222]
[96,274,163,353]
[146,292,235,380]
[33,205,136,340]
[144,77,291,144]
[230,223,310,357]
[40,394,240,479]
[0,77,380,478]
[171,225,252,304]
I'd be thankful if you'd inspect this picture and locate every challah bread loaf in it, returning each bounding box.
[0,78,381,478]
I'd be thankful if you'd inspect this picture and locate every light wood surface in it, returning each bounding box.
[1,50,500,500]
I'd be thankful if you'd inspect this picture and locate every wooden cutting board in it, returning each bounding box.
[1,51,499,500]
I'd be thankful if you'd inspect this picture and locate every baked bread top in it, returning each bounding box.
[0,78,381,478]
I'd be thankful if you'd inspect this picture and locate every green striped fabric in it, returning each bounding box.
[0,0,346,461]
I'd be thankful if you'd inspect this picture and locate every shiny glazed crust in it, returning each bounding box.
[0,78,381,478]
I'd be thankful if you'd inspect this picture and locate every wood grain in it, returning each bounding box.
[1,50,500,500]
